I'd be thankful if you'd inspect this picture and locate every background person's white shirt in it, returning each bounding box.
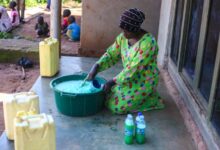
[0,6,12,32]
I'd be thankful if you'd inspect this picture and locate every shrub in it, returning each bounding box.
[0,0,46,8]
[0,32,13,39]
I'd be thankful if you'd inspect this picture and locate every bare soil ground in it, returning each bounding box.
[0,64,40,135]
[0,64,39,93]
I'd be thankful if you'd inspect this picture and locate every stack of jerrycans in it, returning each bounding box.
[39,37,59,77]
[3,92,39,140]
[2,91,56,150]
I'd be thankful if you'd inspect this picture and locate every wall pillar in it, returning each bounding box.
[157,0,174,67]
[50,0,62,57]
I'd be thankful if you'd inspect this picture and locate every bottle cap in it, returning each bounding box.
[127,114,133,119]
[138,112,142,116]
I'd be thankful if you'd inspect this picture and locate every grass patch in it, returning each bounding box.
[0,32,13,39]
[62,0,82,8]
[0,50,39,63]
[0,0,46,8]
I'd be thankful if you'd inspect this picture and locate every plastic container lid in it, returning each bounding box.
[127,114,133,119]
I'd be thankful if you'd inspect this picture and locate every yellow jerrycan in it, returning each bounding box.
[14,113,56,150]
[2,91,39,140]
[39,37,59,77]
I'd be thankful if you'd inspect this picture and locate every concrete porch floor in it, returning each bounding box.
[0,56,195,150]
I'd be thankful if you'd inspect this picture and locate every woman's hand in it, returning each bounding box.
[103,79,116,93]
[87,63,99,81]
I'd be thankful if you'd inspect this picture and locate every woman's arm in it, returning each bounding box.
[87,34,122,81]
[103,79,116,93]
[87,63,99,80]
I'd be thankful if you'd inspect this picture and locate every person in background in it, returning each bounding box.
[9,1,20,27]
[0,6,12,32]
[62,9,71,33]
[46,0,51,11]
[35,16,49,38]
[16,0,25,23]
[87,8,164,114]
[66,15,80,41]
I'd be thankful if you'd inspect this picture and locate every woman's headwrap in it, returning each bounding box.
[119,8,145,33]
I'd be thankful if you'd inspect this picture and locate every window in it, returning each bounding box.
[170,0,184,64]
[198,0,220,101]
[183,0,204,79]
[169,0,220,137]
[211,76,220,134]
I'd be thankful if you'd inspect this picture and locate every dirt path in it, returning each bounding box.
[0,64,39,135]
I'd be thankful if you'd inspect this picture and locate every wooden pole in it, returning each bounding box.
[50,0,62,57]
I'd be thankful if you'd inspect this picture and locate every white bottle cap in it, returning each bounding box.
[127,114,133,119]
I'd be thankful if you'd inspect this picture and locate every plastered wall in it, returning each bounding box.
[80,0,162,56]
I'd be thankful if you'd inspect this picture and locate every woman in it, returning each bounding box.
[0,6,12,32]
[88,8,164,114]
[46,0,51,10]
[16,0,25,23]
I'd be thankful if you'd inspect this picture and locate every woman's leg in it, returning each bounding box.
[43,29,49,36]
[105,85,145,114]
[105,77,164,114]
[20,0,25,22]
[37,29,44,36]
[16,0,21,19]
[46,0,51,9]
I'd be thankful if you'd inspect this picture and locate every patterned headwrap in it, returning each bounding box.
[119,8,145,33]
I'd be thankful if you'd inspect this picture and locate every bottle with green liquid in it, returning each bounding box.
[124,114,134,144]
[135,113,146,144]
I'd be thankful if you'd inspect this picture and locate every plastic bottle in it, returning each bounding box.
[135,112,142,137]
[136,113,146,144]
[135,112,142,127]
[124,114,134,144]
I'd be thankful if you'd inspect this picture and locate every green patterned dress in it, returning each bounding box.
[97,33,164,114]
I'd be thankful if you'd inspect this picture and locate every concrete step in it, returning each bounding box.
[0,39,39,64]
